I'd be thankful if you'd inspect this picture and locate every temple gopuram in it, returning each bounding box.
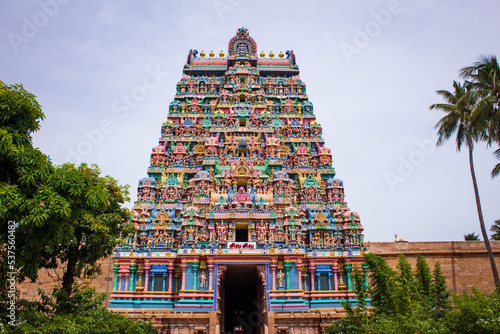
[110,28,366,334]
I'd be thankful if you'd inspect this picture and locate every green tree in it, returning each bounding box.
[0,81,54,304]
[464,232,480,240]
[394,255,418,316]
[460,55,500,135]
[0,81,133,303]
[32,163,131,300]
[430,80,499,285]
[363,252,397,315]
[491,219,500,240]
[430,262,451,319]
[415,254,432,298]
[461,56,500,177]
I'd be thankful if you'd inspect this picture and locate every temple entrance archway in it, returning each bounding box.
[219,264,267,334]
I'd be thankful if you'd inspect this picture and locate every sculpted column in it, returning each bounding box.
[113,264,120,291]
[362,263,369,289]
[181,261,188,291]
[284,261,291,290]
[270,260,277,290]
[296,261,303,291]
[168,264,174,292]
[344,263,353,291]
[309,264,316,291]
[129,263,137,291]
[192,262,200,290]
[332,262,339,291]
[144,263,151,292]
[208,261,214,290]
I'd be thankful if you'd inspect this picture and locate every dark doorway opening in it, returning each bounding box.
[223,265,262,333]
[238,143,247,156]
[235,223,249,242]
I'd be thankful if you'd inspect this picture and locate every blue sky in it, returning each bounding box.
[1,0,499,242]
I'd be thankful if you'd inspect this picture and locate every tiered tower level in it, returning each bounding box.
[110,28,366,332]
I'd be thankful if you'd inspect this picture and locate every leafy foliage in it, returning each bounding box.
[491,220,500,240]
[415,253,432,298]
[443,287,500,334]
[464,232,480,240]
[430,262,451,319]
[0,285,157,334]
[0,82,133,303]
[326,254,500,333]
[0,81,136,334]
[326,254,451,334]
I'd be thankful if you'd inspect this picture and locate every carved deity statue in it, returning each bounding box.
[277,270,285,287]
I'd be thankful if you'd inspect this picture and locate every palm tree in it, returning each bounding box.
[430,81,499,285]
[461,55,500,178]
[493,148,500,178]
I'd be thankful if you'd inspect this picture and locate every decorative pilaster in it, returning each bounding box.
[192,262,200,290]
[113,264,120,291]
[180,261,187,291]
[168,264,174,292]
[362,263,369,288]
[144,263,151,292]
[270,261,277,290]
[296,261,303,292]
[284,261,291,290]
[129,263,137,291]
[332,262,339,291]
[208,262,214,290]
[309,264,316,291]
[344,263,353,291]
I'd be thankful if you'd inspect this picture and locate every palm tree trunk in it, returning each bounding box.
[467,133,499,285]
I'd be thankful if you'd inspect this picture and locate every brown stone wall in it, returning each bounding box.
[368,240,500,294]
[19,257,114,303]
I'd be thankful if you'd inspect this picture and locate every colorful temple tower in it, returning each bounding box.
[110,28,366,334]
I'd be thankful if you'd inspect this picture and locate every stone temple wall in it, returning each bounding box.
[369,240,500,294]
[19,241,500,333]
[20,240,500,301]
